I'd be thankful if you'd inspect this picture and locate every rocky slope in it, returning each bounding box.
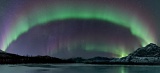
[129,43,160,57]
[110,43,160,64]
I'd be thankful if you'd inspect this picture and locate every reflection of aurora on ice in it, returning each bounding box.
[1,0,156,58]
[120,66,126,73]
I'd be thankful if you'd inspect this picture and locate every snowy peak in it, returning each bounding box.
[145,43,159,49]
[129,43,160,57]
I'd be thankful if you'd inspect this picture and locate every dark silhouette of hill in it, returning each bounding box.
[0,50,67,64]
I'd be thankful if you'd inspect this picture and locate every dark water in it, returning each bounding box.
[0,64,160,73]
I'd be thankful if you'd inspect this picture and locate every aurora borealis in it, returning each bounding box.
[0,0,159,58]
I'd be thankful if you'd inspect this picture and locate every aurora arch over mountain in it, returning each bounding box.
[0,0,157,58]
[7,19,141,58]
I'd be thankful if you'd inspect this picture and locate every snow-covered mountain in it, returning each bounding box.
[110,43,160,64]
[129,43,160,57]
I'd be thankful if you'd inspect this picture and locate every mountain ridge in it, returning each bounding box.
[1,43,160,64]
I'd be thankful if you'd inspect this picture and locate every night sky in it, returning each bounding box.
[0,0,159,58]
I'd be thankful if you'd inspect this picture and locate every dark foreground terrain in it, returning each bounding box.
[1,43,160,65]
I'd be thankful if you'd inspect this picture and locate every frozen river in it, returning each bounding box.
[0,64,159,73]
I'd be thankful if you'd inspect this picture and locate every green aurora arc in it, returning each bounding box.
[2,1,156,57]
